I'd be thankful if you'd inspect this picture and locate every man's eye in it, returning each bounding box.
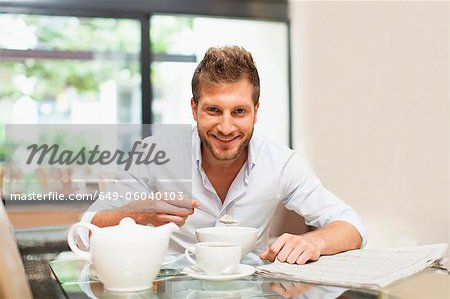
[206,107,219,112]
[234,108,246,114]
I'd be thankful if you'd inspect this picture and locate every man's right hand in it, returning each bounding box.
[120,194,199,227]
[91,194,199,228]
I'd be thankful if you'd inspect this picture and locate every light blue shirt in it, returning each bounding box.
[80,127,367,254]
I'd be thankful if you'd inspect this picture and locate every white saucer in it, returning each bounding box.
[183,264,255,281]
[162,255,177,266]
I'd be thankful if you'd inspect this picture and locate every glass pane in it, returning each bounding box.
[150,15,289,146]
[150,15,195,55]
[152,62,197,124]
[0,14,141,128]
[0,15,139,52]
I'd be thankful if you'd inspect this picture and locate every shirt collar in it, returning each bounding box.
[192,127,202,168]
[247,136,256,171]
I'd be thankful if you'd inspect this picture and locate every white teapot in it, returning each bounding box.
[67,217,178,292]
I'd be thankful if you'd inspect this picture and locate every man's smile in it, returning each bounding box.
[210,133,241,144]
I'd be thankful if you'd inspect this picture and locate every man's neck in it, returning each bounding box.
[201,145,248,173]
[200,145,248,202]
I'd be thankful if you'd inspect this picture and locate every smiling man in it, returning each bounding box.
[80,46,367,264]
[186,46,366,264]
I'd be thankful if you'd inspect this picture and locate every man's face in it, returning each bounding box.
[191,79,259,161]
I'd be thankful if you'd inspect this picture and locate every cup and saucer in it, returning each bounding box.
[183,242,255,281]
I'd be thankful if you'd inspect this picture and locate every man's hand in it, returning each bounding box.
[259,233,322,265]
[269,281,313,298]
[260,222,363,264]
[119,194,199,227]
[92,194,199,228]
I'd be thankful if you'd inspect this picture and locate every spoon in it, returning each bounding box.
[218,214,238,225]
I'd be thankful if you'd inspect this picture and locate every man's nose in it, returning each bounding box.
[217,113,234,135]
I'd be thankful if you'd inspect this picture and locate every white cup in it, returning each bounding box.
[195,227,258,258]
[185,242,241,275]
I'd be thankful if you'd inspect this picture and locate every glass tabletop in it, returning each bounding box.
[48,255,385,299]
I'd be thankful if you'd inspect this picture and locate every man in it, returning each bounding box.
[81,46,366,264]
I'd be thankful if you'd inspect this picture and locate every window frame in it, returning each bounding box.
[0,0,292,146]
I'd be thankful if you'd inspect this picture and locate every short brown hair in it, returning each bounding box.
[191,46,260,105]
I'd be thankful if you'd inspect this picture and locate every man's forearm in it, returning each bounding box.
[302,220,363,255]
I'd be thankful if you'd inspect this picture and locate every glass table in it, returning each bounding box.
[48,253,387,299]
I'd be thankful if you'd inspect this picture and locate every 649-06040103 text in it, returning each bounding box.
[7,191,185,201]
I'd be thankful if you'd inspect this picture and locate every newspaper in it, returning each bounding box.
[256,243,448,289]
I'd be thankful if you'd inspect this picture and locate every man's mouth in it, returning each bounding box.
[211,134,240,143]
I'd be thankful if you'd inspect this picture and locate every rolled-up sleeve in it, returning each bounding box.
[278,153,368,247]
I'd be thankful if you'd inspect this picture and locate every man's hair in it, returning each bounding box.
[191,46,260,105]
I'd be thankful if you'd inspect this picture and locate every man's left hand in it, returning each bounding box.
[259,233,322,265]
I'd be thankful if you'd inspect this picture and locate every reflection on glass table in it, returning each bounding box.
[48,255,384,299]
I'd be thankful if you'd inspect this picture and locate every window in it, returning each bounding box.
[150,15,290,145]
[0,3,290,215]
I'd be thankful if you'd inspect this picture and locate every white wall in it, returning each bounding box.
[289,1,449,255]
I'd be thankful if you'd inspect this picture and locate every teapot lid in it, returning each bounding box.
[100,217,153,236]
[93,217,178,240]
[87,217,178,260]
[118,217,139,227]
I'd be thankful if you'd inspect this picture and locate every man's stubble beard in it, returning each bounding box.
[198,128,254,161]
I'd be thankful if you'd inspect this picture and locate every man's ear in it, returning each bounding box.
[191,97,198,121]
[253,102,260,124]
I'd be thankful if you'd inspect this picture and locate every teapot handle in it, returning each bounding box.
[67,222,99,262]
